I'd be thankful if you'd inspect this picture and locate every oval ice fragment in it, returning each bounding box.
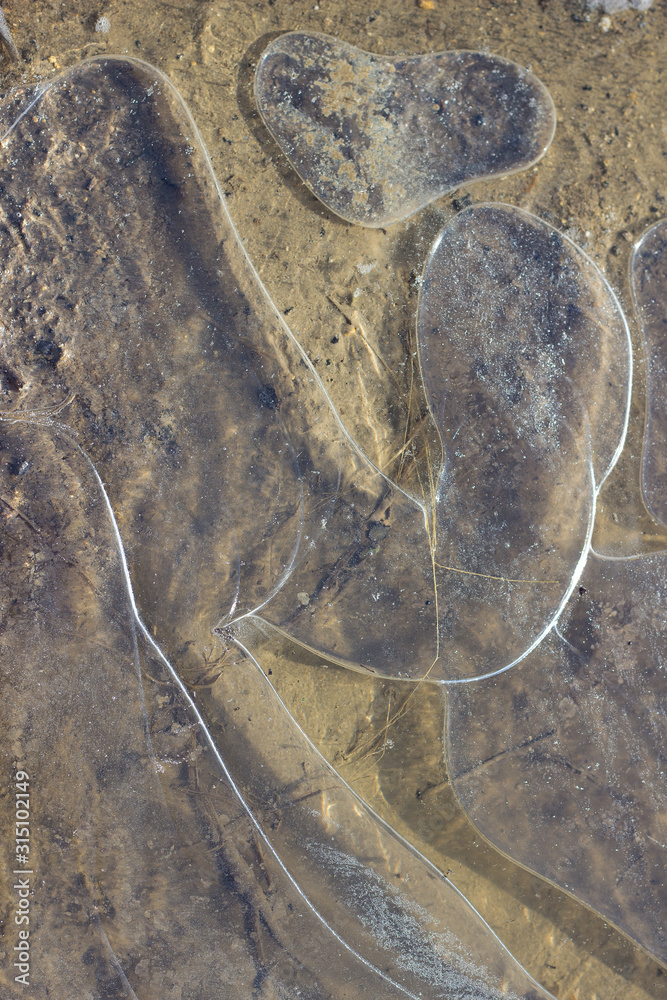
[631,217,667,527]
[254,31,556,227]
[418,204,631,680]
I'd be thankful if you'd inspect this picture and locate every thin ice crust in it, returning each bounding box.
[418,204,631,681]
[632,217,667,527]
[255,32,556,227]
[0,57,553,1000]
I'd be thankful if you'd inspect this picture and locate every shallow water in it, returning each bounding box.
[0,2,666,999]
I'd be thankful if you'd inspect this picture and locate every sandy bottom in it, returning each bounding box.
[1,0,666,997]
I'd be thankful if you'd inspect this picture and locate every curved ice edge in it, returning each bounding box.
[589,546,667,561]
[415,203,633,686]
[443,456,596,686]
[418,203,633,500]
[77,434,556,1000]
[254,33,558,229]
[0,54,428,510]
[4,61,623,690]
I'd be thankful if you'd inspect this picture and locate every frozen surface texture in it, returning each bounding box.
[0,423,551,999]
[254,32,556,227]
[447,552,667,964]
[440,213,667,961]
[419,205,631,680]
[0,37,664,998]
[632,218,667,527]
[0,58,554,1000]
[0,59,438,682]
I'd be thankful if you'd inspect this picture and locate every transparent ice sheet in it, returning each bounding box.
[255,32,556,228]
[0,57,438,683]
[442,217,666,964]
[252,32,666,969]
[632,217,667,528]
[446,551,667,965]
[0,58,556,1000]
[419,204,631,681]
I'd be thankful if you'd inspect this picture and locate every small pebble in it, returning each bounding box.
[95,15,111,34]
[600,14,612,30]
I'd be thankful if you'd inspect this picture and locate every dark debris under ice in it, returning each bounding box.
[255,32,555,227]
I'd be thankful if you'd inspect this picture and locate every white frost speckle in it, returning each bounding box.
[587,0,652,11]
